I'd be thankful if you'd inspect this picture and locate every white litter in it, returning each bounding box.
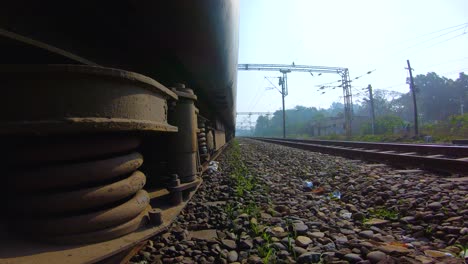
[207,161,219,173]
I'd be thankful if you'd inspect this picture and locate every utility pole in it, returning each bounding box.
[406,60,419,137]
[341,69,353,138]
[279,69,290,138]
[367,84,376,135]
[237,64,353,138]
[248,113,253,135]
[460,97,464,115]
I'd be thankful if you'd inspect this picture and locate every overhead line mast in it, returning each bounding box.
[238,63,353,138]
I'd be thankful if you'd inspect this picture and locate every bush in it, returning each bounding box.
[421,114,468,142]
[361,115,405,135]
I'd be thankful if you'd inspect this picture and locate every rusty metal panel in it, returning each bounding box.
[0,65,178,135]
[214,130,226,151]
[168,85,198,183]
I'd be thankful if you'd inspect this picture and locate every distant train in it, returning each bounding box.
[0,1,239,263]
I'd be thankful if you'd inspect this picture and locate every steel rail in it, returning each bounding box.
[254,138,468,174]
[261,138,468,158]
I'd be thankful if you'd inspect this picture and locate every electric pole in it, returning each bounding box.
[406,60,419,137]
[367,84,376,135]
[237,64,353,138]
[459,97,464,115]
[279,69,290,138]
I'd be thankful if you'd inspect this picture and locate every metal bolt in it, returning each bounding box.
[148,208,162,226]
[173,83,185,89]
[170,174,180,187]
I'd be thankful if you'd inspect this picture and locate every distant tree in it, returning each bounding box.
[247,71,467,138]
[254,115,269,136]
[362,115,405,135]
[413,72,454,122]
[328,102,344,116]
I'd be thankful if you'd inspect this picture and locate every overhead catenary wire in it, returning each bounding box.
[422,32,467,50]
[249,89,268,112]
[393,26,467,54]
[245,78,266,112]
[323,23,467,94]
[387,22,468,46]
[244,78,262,111]
[340,24,466,93]
[264,76,282,94]
[423,57,468,69]
[351,22,468,76]
[441,67,468,75]
[315,69,376,96]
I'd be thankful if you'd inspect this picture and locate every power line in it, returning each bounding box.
[238,63,353,138]
[315,69,376,95]
[389,22,468,46]
[351,69,376,81]
[353,22,468,73]
[379,83,407,90]
[423,57,468,69]
[316,69,375,87]
[246,78,266,112]
[400,32,468,62]
[394,26,466,54]
[423,32,467,50]
[264,76,282,94]
[441,67,468,75]
[250,89,268,112]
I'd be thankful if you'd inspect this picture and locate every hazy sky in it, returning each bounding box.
[236,0,468,128]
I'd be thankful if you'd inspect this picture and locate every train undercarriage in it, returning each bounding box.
[0,1,239,263]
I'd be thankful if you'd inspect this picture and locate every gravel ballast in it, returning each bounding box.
[131,138,467,263]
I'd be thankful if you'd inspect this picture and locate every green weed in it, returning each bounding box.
[241,202,260,218]
[257,231,276,264]
[455,243,468,259]
[250,222,261,236]
[425,225,434,236]
[286,236,297,260]
[369,208,399,221]
[224,202,235,220]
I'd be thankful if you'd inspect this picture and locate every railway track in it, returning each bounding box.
[253,137,468,175]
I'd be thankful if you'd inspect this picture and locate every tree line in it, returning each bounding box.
[241,72,468,140]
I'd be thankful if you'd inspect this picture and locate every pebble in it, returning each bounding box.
[310,231,325,238]
[239,239,253,250]
[132,139,466,264]
[364,218,389,226]
[344,253,363,263]
[294,246,308,255]
[295,236,313,247]
[400,216,416,223]
[293,222,308,234]
[141,251,151,259]
[297,251,321,263]
[352,212,366,221]
[278,250,290,257]
[227,250,238,262]
[461,227,468,235]
[273,242,286,250]
[272,226,284,233]
[427,201,442,210]
[366,251,387,264]
[222,239,237,250]
[248,255,262,263]
[378,244,411,254]
[359,230,374,239]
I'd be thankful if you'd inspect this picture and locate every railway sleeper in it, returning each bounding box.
[256,138,468,175]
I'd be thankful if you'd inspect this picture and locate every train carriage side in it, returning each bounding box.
[0,1,239,263]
